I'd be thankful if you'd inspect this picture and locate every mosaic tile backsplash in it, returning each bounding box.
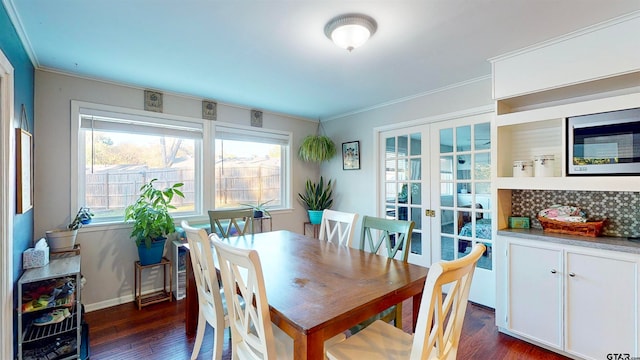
[511,190,640,238]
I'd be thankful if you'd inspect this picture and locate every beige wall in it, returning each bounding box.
[33,69,493,310]
[33,70,320,309]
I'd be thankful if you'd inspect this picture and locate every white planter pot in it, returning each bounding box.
[45,229,78,251]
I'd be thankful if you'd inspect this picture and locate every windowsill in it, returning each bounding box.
[76,208,294,233]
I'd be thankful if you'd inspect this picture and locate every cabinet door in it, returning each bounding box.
[565,250,638,359]
[508,240,563,349]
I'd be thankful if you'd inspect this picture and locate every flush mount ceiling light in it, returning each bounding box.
[324,14,377,52]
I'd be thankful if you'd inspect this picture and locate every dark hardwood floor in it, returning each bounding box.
[85,299,570,360]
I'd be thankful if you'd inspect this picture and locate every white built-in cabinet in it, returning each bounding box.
[501,235,639,359]
[491,11,640,360]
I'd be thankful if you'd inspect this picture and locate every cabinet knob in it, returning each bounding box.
[569,272,576,277]
[550,269,557,274]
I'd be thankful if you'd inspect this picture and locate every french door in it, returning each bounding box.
[378,112,495,307]
[379,127,430,265]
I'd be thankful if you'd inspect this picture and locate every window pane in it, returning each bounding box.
[410,159,421,180]
[398,135,408,156]
[440,156,453,181]
[409,133,421,156]
[83,130,197,221]
[476,182,490,196]
[398,159,409,181]
[386,159,397,180]
[385,137,395,158]
[478,242,492,270]
[475,123,491,150]
[215,139,282,208]
[411,233,421,255]
[411,207,421,229]
[456,155,471,180]
[441,236,454,261]
[441,210,454,234]
[475,152,491,180]
[440,128,453,153]
[410,183,421,205]
[456,125,471,152]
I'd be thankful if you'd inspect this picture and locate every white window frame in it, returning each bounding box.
[211,122,292,212]
[71,100,206,224]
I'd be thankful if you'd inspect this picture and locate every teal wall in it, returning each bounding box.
[0,3,35,355]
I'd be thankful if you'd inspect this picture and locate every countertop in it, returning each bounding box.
[497,228,640,255]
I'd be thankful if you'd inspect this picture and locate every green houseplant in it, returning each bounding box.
[46,207,94,251]
[124,179,184,265]
[298,177,333,224]
[298,135,336,163]
[240,199,273,218]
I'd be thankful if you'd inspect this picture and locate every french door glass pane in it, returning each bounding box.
[386,137,395,157]
[477,242,492,270]
[475,152,491,180]
[476,182,490,196]
[456,125,471,151]
[410,133,421,156]
[398,135,408,155]
[475,123,491,150]
[399,159,409,180]
[441,236,454,261]
[411,207,421,229]
[441,209,454,234]
[411,183,421,205]
[456,154,471,180]
[386,160,396,180]
[440,156,453,181]
[440,190,453,207]
[410,159,421,180]
[440,128,453,153]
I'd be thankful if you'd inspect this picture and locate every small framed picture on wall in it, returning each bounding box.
[342,141,360,170]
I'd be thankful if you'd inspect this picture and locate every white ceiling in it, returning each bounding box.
[5,1,639,120]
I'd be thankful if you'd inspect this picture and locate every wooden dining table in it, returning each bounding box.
[183,229,428,360]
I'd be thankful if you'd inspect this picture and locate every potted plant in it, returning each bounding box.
[46,207,94,251]
[240,199,273,218]
[298,135,336,163]
[124,179,184,265]
[298,176,333,224]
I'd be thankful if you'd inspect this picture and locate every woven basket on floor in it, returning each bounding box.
[537,216,605,237]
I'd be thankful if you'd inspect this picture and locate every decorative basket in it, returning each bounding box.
[537,216,605,237]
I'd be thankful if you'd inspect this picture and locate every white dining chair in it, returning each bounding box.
[318,209,359,247]
[326,243,486,360]
[181,220,229,360]
[211,236,345,359]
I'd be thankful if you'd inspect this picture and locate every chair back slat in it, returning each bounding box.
[208,208,254,238]
[319,209,359,247]
[359,216,415,262]
[411,243,486,359]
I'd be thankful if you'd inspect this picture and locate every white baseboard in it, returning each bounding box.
[84,287,173,312]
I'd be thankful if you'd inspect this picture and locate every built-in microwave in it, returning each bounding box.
[567,107,640,176]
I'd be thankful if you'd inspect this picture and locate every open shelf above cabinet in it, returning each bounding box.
[495,176,640,192]
[493,92,640,191]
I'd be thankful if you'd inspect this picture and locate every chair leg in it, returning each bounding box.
[191,312,206,360]
[212,325,224,360]
[394,302,403,330]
